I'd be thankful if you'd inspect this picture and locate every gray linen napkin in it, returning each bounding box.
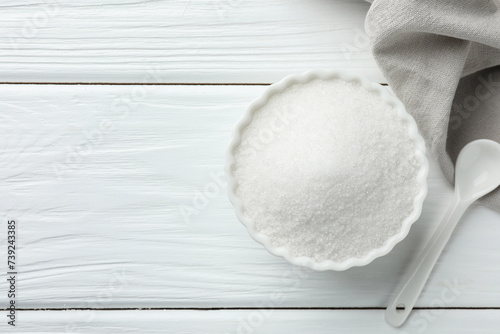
[365,0,500,211]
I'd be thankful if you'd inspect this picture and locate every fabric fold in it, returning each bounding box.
[365,0,500,211]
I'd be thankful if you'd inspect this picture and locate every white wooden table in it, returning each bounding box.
[1,1,499,332]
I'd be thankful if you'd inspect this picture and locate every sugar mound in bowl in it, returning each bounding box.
[226,70,428,271]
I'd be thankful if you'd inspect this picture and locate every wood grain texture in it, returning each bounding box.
[3,309,500,333]
[0,0,384,83]
[0,84,499,309]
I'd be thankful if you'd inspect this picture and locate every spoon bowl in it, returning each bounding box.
[455,140,500,202]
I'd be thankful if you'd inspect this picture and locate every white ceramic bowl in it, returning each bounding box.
[226,70,429,271]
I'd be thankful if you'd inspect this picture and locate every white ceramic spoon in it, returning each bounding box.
[386,139,500,327]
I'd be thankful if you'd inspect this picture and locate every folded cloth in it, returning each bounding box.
[365,0,500,211]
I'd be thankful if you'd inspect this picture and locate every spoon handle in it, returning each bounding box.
[385,192,470,327]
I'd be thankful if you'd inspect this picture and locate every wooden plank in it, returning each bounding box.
[0,0,383,83]
[2,309,500,333]
[0,84,499,309]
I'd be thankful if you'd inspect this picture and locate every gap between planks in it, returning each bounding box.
[1,307,499,311]
[0,82,389,86]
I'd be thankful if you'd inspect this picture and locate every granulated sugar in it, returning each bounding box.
[233,78,421,263]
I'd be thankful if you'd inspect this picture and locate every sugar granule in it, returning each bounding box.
[233,79,421,263]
